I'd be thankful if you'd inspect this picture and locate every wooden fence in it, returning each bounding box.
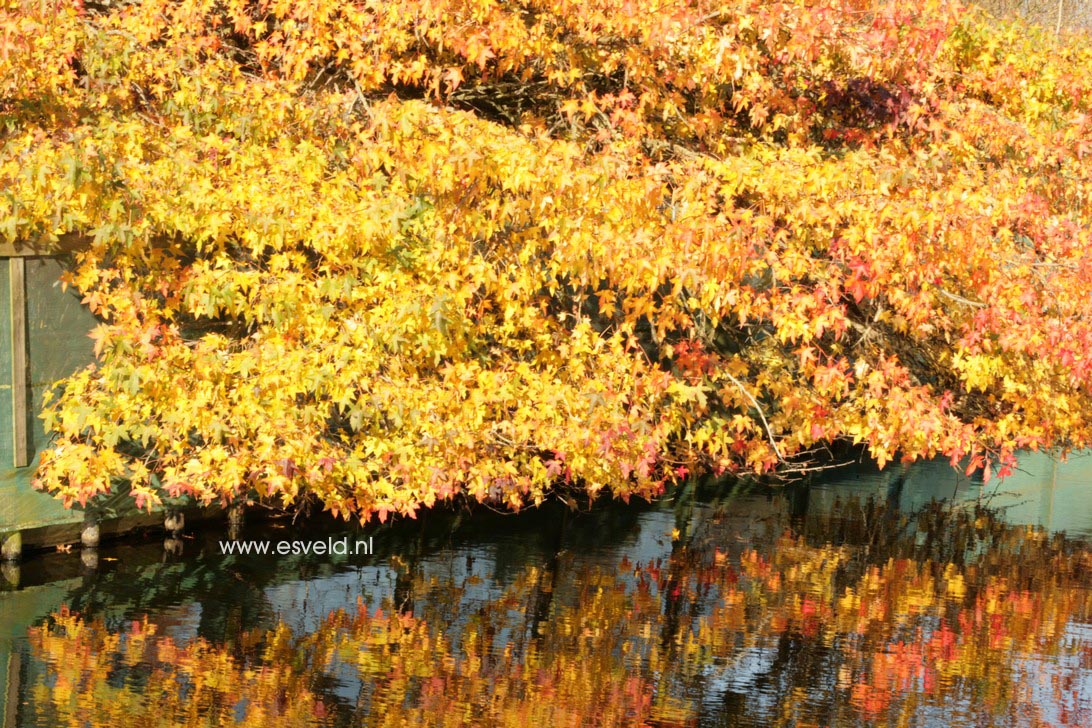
[1,249,98,550]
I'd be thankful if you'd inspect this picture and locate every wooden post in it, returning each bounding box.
[8,258,27,468]
[81,512,100,548]
[164,510,184,536]
[227,504,245,540]
[0,531,20,562]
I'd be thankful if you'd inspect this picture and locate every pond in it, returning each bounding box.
[1,455,1091,727]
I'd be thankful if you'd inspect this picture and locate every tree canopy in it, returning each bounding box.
[4,0,1092,521]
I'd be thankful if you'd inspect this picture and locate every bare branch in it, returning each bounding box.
[936,288,986,308]
[724,371,785,463]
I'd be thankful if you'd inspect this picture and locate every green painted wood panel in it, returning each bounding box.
[0,265,11,474]
[1,258,97,534]
[26,259,96,456]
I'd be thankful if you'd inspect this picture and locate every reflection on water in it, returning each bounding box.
[808,451,1092,540]
[2,460,1092,727]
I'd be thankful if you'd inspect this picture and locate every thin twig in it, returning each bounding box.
[936,287,986,308]
[777,459,854,474]
[723,371,785,462]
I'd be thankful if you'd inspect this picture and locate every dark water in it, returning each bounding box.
[2,456,1092,727]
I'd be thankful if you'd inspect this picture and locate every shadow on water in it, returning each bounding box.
[2,456,1092,726]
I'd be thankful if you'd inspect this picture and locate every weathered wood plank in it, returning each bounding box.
[9,257,27,468]
[3,648,21,728]
[0,234,92,258]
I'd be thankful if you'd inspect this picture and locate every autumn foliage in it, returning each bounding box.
[3,0,1091,519]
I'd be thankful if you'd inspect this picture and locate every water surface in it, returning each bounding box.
[2,456,1091,726]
